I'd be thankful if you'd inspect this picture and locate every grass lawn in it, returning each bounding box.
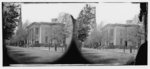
[6,46,65,64]
[81,47,137,65]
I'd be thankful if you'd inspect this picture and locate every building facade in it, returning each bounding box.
[27,22,65,45]
[101,24,141,48]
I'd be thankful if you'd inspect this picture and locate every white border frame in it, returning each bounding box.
[0,0,149,69]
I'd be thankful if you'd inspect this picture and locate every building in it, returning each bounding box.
[51,18,58,23]
[101,24,141,48]
[26,12,74,47]
[27,22,65,45]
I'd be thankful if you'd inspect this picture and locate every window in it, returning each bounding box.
[110,29,114,36]
[45,36,48,43]
[35,27,39,34]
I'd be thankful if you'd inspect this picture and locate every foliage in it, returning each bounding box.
[84,28,102,48]
[9,22,28,46]
[76,4,96,42]
[57,13,74,46]
[58,13,73,38]
[127,25,145,46]
[3,2,20,40]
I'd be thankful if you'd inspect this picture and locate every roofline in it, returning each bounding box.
[104,23,140,27]
[101,23,140,30]
[27,22,65,28]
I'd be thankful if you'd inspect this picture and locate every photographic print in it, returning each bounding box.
[2,0,148,67]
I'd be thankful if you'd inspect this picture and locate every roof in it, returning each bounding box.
[101,23,140,30]
[106,23,139,27]
[27,22,65,28]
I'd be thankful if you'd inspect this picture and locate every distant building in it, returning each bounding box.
[126,15,140,24]
[26,12,73,46]
[126,20,133,24]
[51,18,58,23]
[101,24,142,48]
[26,22,65,45]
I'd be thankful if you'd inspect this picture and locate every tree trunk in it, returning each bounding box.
[130,46,132,53]
[64,39,67,51]
[55,44,57,51]
[138,37,141,49]
[80,41,84,50]
[49,44,50,51]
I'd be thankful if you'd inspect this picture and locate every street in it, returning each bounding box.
[81,47,138,65]
[6,46,65,64]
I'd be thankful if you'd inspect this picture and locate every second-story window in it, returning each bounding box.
[35,27,39,34]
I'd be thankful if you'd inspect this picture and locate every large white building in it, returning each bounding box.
[26,13,74,46]
[101,24,143,48]
[27,22,65,45]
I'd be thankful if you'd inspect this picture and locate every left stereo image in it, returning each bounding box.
[3,2,74,65]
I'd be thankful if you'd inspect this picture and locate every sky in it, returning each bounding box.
[22,3,87,24]
[22,3,140,25]
[97,3,140,25]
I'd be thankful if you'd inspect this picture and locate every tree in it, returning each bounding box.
[76,4,96,47]
[135,3,148,65]
[57,13,74,50]
[84,28,102,48]
[23,20,30,29]
[127,25,145,48]
[3,2,20,40]
[9,22,29,46]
